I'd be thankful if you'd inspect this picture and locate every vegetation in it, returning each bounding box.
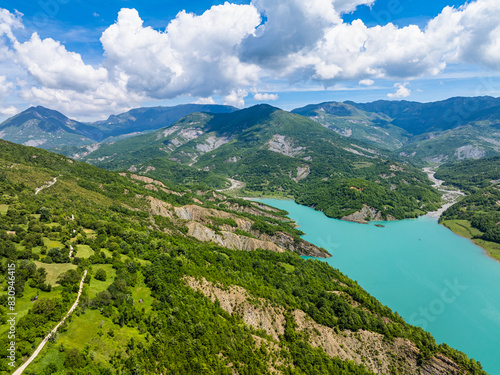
[0,140,486,374]
[78,105,441,220]
[436,156,500,259]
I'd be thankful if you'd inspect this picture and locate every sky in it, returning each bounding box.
[1,0,500,121]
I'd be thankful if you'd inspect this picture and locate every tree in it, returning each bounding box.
[95,268,107,282]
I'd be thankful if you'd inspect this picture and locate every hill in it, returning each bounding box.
[0,106,103,149]
[79,104,441,221]
[0,140,486,374]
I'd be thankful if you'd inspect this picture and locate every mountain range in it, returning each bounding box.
[293,96,500,162]
[0,104,236,150]
[74,104,441,221]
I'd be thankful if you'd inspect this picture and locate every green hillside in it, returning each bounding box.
[436,156,500,259]
[80,105,441,221]
[0,140,486,375]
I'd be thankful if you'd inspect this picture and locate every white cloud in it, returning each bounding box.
[224,89,248,108]
[0,75,18,116]
[194,97,215,104]
[387,82,411,98]
[253,92,278,101]
[1,0,500,118]
[359,79,374,86]
[100,5,261,99]
[14,33,108,91]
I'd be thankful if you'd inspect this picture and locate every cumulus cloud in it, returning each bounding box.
[359,79,374,86]
[0,75,18,116]
[14,33,108,91]
[387,82,411,98]
[253,92,278,101]
[1,0,500,118]
[100,5,261,99]
[194,97,216,104]
[224,89,248,108]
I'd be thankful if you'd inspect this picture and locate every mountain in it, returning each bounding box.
[79,104,441,221]
[292,101,409,151]
[0,104,237,151]
[0,106,103,149]
[294,97,500,163]
[91,104,237,139]
[0,139,487,374]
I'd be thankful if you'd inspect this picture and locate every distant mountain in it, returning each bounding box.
[292,101,409,151]
[0,106,103,149]
[91,103,237,139]
[347,96,500,134]
[294,96,500,162]
[80,104,441,220]
[0,104,237,150]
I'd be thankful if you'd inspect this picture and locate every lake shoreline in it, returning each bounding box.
[441,219,500,263]
[422,167,500,262]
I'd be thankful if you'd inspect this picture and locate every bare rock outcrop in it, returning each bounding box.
[341,205,396,224]
[185,278,466,375]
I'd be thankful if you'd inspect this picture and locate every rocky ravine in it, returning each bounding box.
[139,176,330,258]
[185,277,465,375]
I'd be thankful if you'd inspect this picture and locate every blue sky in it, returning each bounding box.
[0,0,499,120]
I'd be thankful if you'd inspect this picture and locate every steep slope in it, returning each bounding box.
[81,105,441,221]
[397,123,500,163]
[0,106,103,148]
[0,140,486,375]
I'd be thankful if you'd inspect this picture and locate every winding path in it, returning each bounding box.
[423,167,465,219]
[13,270,87,375]
[34,177,57,195]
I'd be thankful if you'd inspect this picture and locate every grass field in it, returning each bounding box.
[43,237,64,249]
[131,274,153,313]
[87,264,116,298]
[25,309,146,373]
[33,261,78,286]
[442,219,500,262]
[75,244,94,258]
[0,284,58,338]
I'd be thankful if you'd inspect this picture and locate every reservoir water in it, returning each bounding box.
[258,198,500,374]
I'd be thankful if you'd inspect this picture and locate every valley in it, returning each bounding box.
[0,140,487,374]
[1,96,500,375]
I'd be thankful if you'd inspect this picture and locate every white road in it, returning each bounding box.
[13,270,87,375]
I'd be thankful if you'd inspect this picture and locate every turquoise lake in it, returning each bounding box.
[258,199,500,375]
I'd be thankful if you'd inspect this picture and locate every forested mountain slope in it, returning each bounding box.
[0,140,486,374]
[79,105,441,221]
[436,157,500,260]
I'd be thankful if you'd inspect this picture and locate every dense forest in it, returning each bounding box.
[0,140,485,374]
